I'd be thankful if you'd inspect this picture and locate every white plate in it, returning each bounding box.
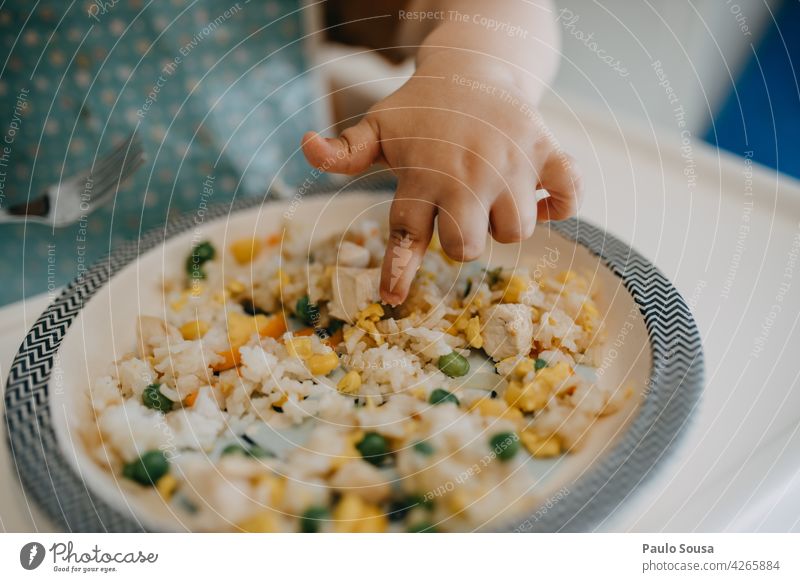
[5,189,703,531]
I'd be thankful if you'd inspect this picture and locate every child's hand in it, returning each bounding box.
[302,8,580,306]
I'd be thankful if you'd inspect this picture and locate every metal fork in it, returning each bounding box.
[0,132,145,228]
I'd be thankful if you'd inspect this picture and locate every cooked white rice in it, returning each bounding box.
[83,218,627,532]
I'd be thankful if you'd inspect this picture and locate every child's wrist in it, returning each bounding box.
[416,42,545,105]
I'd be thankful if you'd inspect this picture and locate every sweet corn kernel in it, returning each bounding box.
[358,320,379,336]
[180,320,210,340]
[411,387,427,400]
[230,237,263,265]
[256,474,286,505]
[227,311,256,346]
[343,326,359,342]
[358,319,382,342]
[447,490,469,514]
[337,370,362,395]
[226,280,246,296]
[556,270,577,284]
[504,363,572,411]
[286,337,313,359]
[556,270,589,292]
[358,303,384,322]
[504,379,549,413]
[577,301,600,333]
[155,474,178,499]
[501,275,528,303]
[333,495,388,533]
[535,361,572,392]
[471,398,524,421]
[239,511,279,533]
[520,431,563,458]
[446,310,470,336]
[465,316,483,349]
[347,430,365,448]
[513,357,534,378]
[307,351,339,376]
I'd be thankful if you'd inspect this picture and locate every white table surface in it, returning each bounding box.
[2,95,799,532]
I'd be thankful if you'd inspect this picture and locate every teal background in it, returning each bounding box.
[0,0,319,305]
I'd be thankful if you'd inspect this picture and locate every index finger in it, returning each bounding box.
[380,182,436,306]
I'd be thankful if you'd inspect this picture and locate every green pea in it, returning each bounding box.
[300,506,329,533]
[142,384,173,413]
[186,241,215,279]
[387,499,414,522]
[484,266,503,287]
[428,388,460,406]
[355,432,389,466]
[122,450,169,485]
[222,444,247,456]
[534,358,548,371]
[407,521,436,533]
[490,432,520,462]
[437,352,469,378]
[295,295,317,326]
[412,441,434,456]
[193,241,215,263]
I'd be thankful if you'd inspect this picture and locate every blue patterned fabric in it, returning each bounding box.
[0,0,318,305]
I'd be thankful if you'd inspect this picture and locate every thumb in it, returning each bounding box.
[536,151,583,221]
[301,117,381,175]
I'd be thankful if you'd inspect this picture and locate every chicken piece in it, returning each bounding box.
[337,241,371,268]
[479,303,534,361]
[328,266,381,323]
[136,315,181,357]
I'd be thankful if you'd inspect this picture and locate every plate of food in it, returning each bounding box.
[5,186,703,532]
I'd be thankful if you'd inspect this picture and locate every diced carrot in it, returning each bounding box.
[184,391,198,407]
[212,314,287,371]
[266,233,282,247]
[326,328,344,347]
[256,314,287,339]
[212,347,241,372]
[293,327,315,337]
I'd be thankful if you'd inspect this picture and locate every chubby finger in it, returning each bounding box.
[301,117,381,175]
[490,187,537,243]
[536,151,583,221]
[437,190,490,262]
[380,187,436,306]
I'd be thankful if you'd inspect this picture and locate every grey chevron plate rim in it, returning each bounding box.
[5,187,704,533]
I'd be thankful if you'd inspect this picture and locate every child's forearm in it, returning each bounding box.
[400,0,560,101]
